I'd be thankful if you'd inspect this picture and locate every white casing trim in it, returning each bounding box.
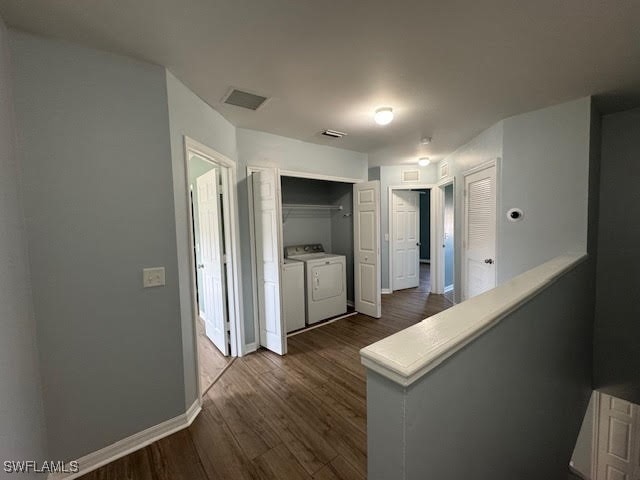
[47,399,202,480]
[361,253,587,387]
[381,288,392,294]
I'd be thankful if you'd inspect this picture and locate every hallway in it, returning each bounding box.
[79,289,453,479]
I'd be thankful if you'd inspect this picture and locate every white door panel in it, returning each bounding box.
[597,394,640,480]
[252,169,286,355]
[196,168,229,356]
[392,190,420,291]
[463,164,497,300]
[354,181,381,318]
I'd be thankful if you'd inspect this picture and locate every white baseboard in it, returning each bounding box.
[381,288,392,295]
[48,399,202,480]
[419,259,430,264]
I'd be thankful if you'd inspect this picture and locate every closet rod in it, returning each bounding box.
[282,203,343,210]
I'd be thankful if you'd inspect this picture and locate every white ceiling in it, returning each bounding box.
[1,0,639,166]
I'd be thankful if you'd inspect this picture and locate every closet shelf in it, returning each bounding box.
[282,203,343,211]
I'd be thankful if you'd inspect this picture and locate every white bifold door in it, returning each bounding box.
[252,169,286,355]
[463,163,497,300]
[354,181,382,318]
[252,173,382,356]
[596,394,640,480]
[196,168,229,356]
[392,190,420,291]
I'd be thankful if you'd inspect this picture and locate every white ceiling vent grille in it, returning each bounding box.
[222,88,268,110]
[401,169,420,183]
[321,129,347,139]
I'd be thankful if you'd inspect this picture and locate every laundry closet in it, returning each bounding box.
[250,168,381,356]
[279,176,355,334]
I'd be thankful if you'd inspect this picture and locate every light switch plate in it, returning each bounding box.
[143,267,165,288]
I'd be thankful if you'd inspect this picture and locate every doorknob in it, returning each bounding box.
[197,264,205,269]
[484,259,494,264]
[416,242,421,246]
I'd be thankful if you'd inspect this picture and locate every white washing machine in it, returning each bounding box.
[285,244,347,325]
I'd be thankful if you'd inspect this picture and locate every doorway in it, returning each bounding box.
[247,167,381,356]
[388,185,435,294]
[184,138,242,397]
[440,181,455,303]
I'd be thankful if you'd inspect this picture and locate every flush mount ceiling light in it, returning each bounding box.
[421,137,432,145]
[418,157,431,167]
[374,107,394,125]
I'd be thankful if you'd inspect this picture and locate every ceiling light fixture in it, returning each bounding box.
[374,107,394,125]
[418,157,430,167]
[421,137,432,145]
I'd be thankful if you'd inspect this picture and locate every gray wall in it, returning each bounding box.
[442,98,592,302]
[0,18,47,478]
[281,176,334,251]
[500,98,591,282]
[368,260,594,480]
[594,107,640,404]
[165,70,238,408]
[331,183,355,303]
[236,128,367,345]
[10,31,184,461]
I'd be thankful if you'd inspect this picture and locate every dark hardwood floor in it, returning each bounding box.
[197,317,232,395]
[80,272,452,479]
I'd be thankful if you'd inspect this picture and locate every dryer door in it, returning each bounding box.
[311,261,345,301]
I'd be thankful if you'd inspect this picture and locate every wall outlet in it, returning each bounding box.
[143,267,165,288]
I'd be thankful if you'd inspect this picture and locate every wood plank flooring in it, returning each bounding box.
[80,266,452,480]
[197,317,231,394]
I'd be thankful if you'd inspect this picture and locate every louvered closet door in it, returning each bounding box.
[463,163,496,300]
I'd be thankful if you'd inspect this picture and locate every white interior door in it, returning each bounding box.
[597,394,640,480]
[354,181,381,318]
[252,169,286,355]
[392,190,420,291]
[196,168,229,356]
[463,163,497,300]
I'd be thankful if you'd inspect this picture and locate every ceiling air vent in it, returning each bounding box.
[222,88,268,110]
[321,129,347,139]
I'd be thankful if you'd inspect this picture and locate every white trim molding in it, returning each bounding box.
[381,288,392,295]
[48,400,202,480]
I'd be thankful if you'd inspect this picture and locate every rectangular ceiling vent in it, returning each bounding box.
[222,88,268,110]
[321,129,347,139]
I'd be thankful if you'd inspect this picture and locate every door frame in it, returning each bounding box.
[246,167,363,353]
[433,177,455,296]
[183,137,244,398]
[387,184,436,294]
[461,158,501,301]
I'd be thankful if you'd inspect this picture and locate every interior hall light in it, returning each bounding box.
[374,107,394,125]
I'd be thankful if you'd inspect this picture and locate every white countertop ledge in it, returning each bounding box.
[360,253,588,387]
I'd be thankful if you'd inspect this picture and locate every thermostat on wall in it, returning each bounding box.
[507,208,523,222]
